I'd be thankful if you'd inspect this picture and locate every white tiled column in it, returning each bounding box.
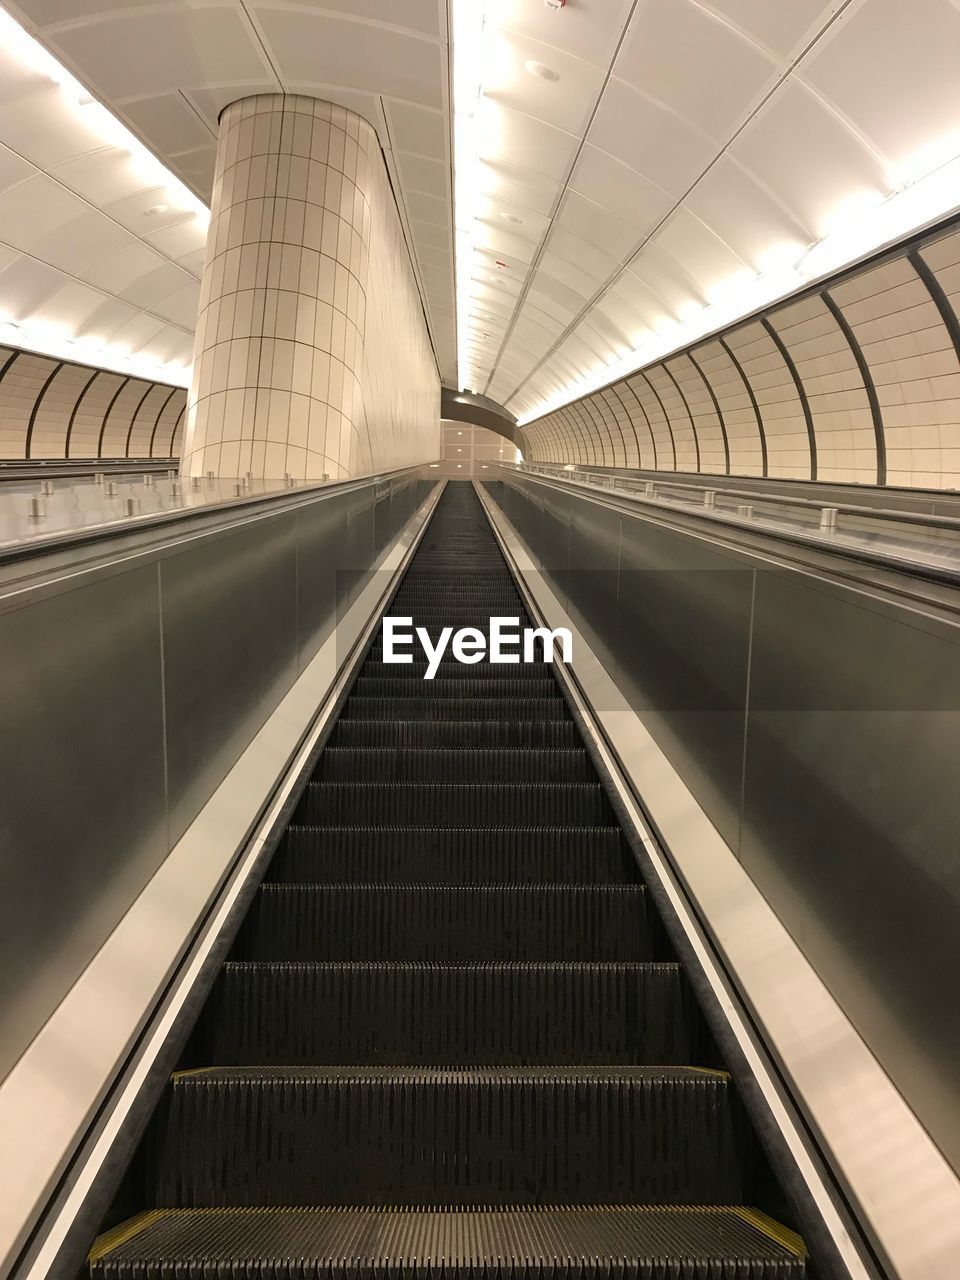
[181,94,373,481]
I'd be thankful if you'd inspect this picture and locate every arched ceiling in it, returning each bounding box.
[453,0,960,423]
[0,0,456,383]
[3,0,960,433]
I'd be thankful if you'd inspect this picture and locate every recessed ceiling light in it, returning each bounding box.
[524,60,559,81]
[144,204,168,216]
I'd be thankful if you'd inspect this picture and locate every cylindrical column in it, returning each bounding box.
[181,94,374,481]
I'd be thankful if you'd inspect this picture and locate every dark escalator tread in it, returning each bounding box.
[145,1067,748,1207]
[90,1205,807,1279]
[342,696,570,721]
[238,883,651,960]
[359,661,555,679]
[270,825,635,884]
[316,748,593,783]
[330,719,581,748]
[193,961,696,1065]
[295,782,610,825]
[355,677,560,698]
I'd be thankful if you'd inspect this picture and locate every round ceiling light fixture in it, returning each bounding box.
[144,204,168,216]
[524,59,559,81]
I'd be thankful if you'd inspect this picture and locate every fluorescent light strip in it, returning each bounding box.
[0,5,206,388]
[451,0,487,393]
[516,154,960,426]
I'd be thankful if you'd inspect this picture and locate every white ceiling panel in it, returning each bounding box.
[32,213,131,274]
[554,191,638,262]
[682,155,813,265]
[651,209,751,294]
[730,80,890,238]
[615,0,778,142]
[702,0,839,60]
[385,100,448,161]
[255,10,444,110]
[800,0,960,176]
[485,0,633,67]
[480,104,578,181]
[568,146,673,237]
[50,8,270,101]
[483,29,604,137]
[588,80,716,199]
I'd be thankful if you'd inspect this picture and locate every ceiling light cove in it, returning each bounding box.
[0,4,206,387]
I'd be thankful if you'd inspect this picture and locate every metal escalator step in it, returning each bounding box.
[342,696,569,721]
[90,1205,806,1279]
[354,677,560,698]
[316,748,593,783]
[359,661,554,679]
[193,960,696,1065]
[295,782,610,826]
[391,590,522,603]
[143,1067,749,1207]
[236,884,651,961]
[269,826,633,884]
[329,719,581,748]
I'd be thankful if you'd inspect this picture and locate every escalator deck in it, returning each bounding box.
[90,483,807,1280]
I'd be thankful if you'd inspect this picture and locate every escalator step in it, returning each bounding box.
[342,696,569,721]
[90,1205,806,1280]
[269,826,634,884]
[359,661,553,680]
[329,719,581,748]
[143,1067,749,1207]
[355,677,560,698]
[193,961,695,1065]
[236,884,651,961]
[315,748,593,783]
[295,782,610,825]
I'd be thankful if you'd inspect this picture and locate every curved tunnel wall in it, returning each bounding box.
[520,221,960,490]
[0,345,186,460]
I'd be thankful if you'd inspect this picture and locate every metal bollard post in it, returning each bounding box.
[125,497,141,517]
[27,497,46,520]
[143,474,155,487]
[94,472,105,485]
[737,503,753,519]
[40,479,54,496]
[819,507,838,533]
[104,481,118,496]
[192,476,202,490]
[703,489,716,509]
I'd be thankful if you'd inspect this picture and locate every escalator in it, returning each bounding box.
[88,482,808,1280]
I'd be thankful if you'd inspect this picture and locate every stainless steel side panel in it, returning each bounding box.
[482,468,960,1181]
[0,471,432,1095]
[0,565,166,1082]
[162,512,300,846]
[616,516,754,851]
[743,567,960,1172]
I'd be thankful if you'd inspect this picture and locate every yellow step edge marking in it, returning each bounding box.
[88,1211,167,1262]
[735,1207,807,1258]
